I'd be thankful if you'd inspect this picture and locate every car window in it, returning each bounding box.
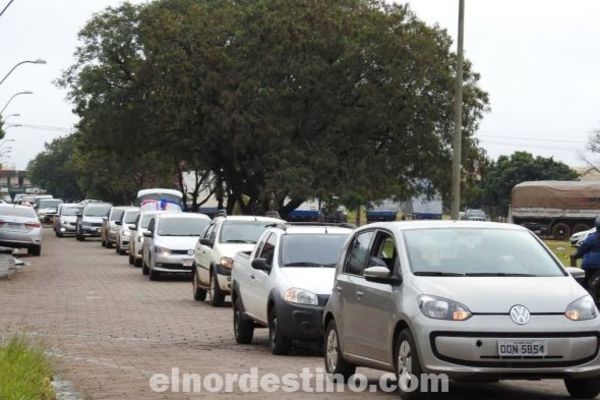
[258,233,277,266]
[343,231,375,275]
[204,223,216,241]
[147,218,155,232]
[123,211,140,224]
[140,215,154,229]
[368,231,398,271]
[110,209,125,221]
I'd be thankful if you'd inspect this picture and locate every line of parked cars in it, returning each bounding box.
[61,188,600,399]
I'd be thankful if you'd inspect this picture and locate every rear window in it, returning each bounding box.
[0,206,36,218]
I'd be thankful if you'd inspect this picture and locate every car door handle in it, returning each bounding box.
[335,286,342,293]
[356,290,364,299]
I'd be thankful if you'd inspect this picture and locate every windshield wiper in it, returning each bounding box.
[283,262,334,268]
[464,272,536,277]
[413,271,465,277]
[224,239,255,244]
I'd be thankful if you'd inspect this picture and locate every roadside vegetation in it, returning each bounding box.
[545,240,576,267]
[0,337,55,400]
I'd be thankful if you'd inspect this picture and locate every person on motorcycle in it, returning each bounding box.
[573,216,600,298]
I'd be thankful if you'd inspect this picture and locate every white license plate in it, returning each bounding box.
[183,260,193,267]
[498,340,547,356]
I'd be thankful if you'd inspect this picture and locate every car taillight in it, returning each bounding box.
[25,222,41,228]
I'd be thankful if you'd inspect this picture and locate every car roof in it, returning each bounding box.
[61,203,82,208]
[281,225,354,235]
[0,204,35,212]
[84,202,112,207]
[214,216,285,223]
[157,213,210,221]
[358,220,527,232]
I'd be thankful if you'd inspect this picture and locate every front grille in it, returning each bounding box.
[91,222,102,227]
[157,263,192,270]
[171,250,190,255]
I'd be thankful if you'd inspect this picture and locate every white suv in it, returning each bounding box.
[192,214,285,306]
[231,223,353,354]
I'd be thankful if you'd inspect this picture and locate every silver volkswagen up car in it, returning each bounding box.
[324,221,600,399]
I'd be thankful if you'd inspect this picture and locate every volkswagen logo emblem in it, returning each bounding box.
[509,305,531,325]
[187,249,195,256]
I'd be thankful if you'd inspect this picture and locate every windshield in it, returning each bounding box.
[84,205,111,217]
[61,206,82,216]
[0,206,36,218]
[158,218,209,236]
[39,199,62,209]
[110,209,125,221]
[220,221,272,244]
[403,228,565,277]
[124,211,140,224]
[281,234,349,267]
[141,214,155,229]
[467,210,485,217]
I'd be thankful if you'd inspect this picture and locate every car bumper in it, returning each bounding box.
[108,231,119,242]
[215,264,232,293]
[58,224,77,233]
[79,226,102,236]
[153,254,195,273]
[413,314,600,379]
[0,230,42,248]
[277,301,324,342]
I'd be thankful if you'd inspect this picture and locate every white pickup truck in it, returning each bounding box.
[192,214,285,306]
[231,223,353,355]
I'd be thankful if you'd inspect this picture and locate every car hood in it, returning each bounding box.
[217,243,256,258]
[156,236,199,250]
[81,217,104,223]
[279,267,336,296]
[410,276,587,313]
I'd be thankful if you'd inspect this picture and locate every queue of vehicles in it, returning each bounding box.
[15,187,600,399]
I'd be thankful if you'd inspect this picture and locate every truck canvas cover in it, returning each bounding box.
[512,181,600,218]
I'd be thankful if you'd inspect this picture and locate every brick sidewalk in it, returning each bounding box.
[0,230,572,399]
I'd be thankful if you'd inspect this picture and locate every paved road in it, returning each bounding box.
[0,229,586,399]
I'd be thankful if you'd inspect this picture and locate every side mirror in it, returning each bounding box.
[143,231,153,238]
[200,238,214,247]
[566,267,585,284]
[128,224,137,230]
[364,266,401,285]
[115,221,122,226]
[251,258,271,272]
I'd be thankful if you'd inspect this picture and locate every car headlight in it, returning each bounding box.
[283,288,318,306]
[565,296,598,321]
[155,246,171,256]
[418,295,472,321]
[220,256,233,269]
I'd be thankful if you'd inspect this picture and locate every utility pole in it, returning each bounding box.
[451,0,465,220]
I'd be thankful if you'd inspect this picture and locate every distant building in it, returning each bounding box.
[0,170,32,194]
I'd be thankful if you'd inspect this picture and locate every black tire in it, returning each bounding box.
[128,253,134,265]
[101,238,106,247]
[395,328,425,400]
[269,307,292,355]
[142,261,149,275]
[552,222,572,241]
[119,248,126,256]
[564,377,600,399]
[233,298,254,344]
[573,223,591,234]
[76,235,85,241]
[106,240,114,249]
[56,231,63,238]
[192,268,207,301]
[324,320,355,382]
[29,246,41,257]
[134,257,142,267]
[209,270,225,307]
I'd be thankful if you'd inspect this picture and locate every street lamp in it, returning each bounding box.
[0,91,32,115]
[0,59,46,87]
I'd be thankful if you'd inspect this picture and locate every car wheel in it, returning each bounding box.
[106,240,113,249]
[57,232,63,238]
[192,268,207,301]
[233,298,254,344]
[395,328,425,400]
[142,261,149,275]
[128,253,134,265]
[564,377,600,399]
[324,320,355,382]
[134,257,142,267]
[209,270,225,307]
[76,234,85,241]
[29,246,41,257]
[101,238,106,247]
[552,222,571,241]
[269,308,291,355]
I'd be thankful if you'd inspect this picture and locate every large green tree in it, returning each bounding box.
[478,151,579,215]
[27,136,84,201]
[58,0,489,215]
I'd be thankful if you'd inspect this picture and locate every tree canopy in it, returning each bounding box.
[476,151,579,215]
[48,0,489,214]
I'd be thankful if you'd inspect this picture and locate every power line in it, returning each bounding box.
[478,139,586,152]
[479,129,591,138]
[477,134,588,145]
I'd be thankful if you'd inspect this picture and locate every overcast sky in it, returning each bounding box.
[1,0,599,170]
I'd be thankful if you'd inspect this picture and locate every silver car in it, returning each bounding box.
[54,203,83,237]
[0,204,43,256]
[76,203,112,241]
[142,213,210,281]
[324,221,600,399]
